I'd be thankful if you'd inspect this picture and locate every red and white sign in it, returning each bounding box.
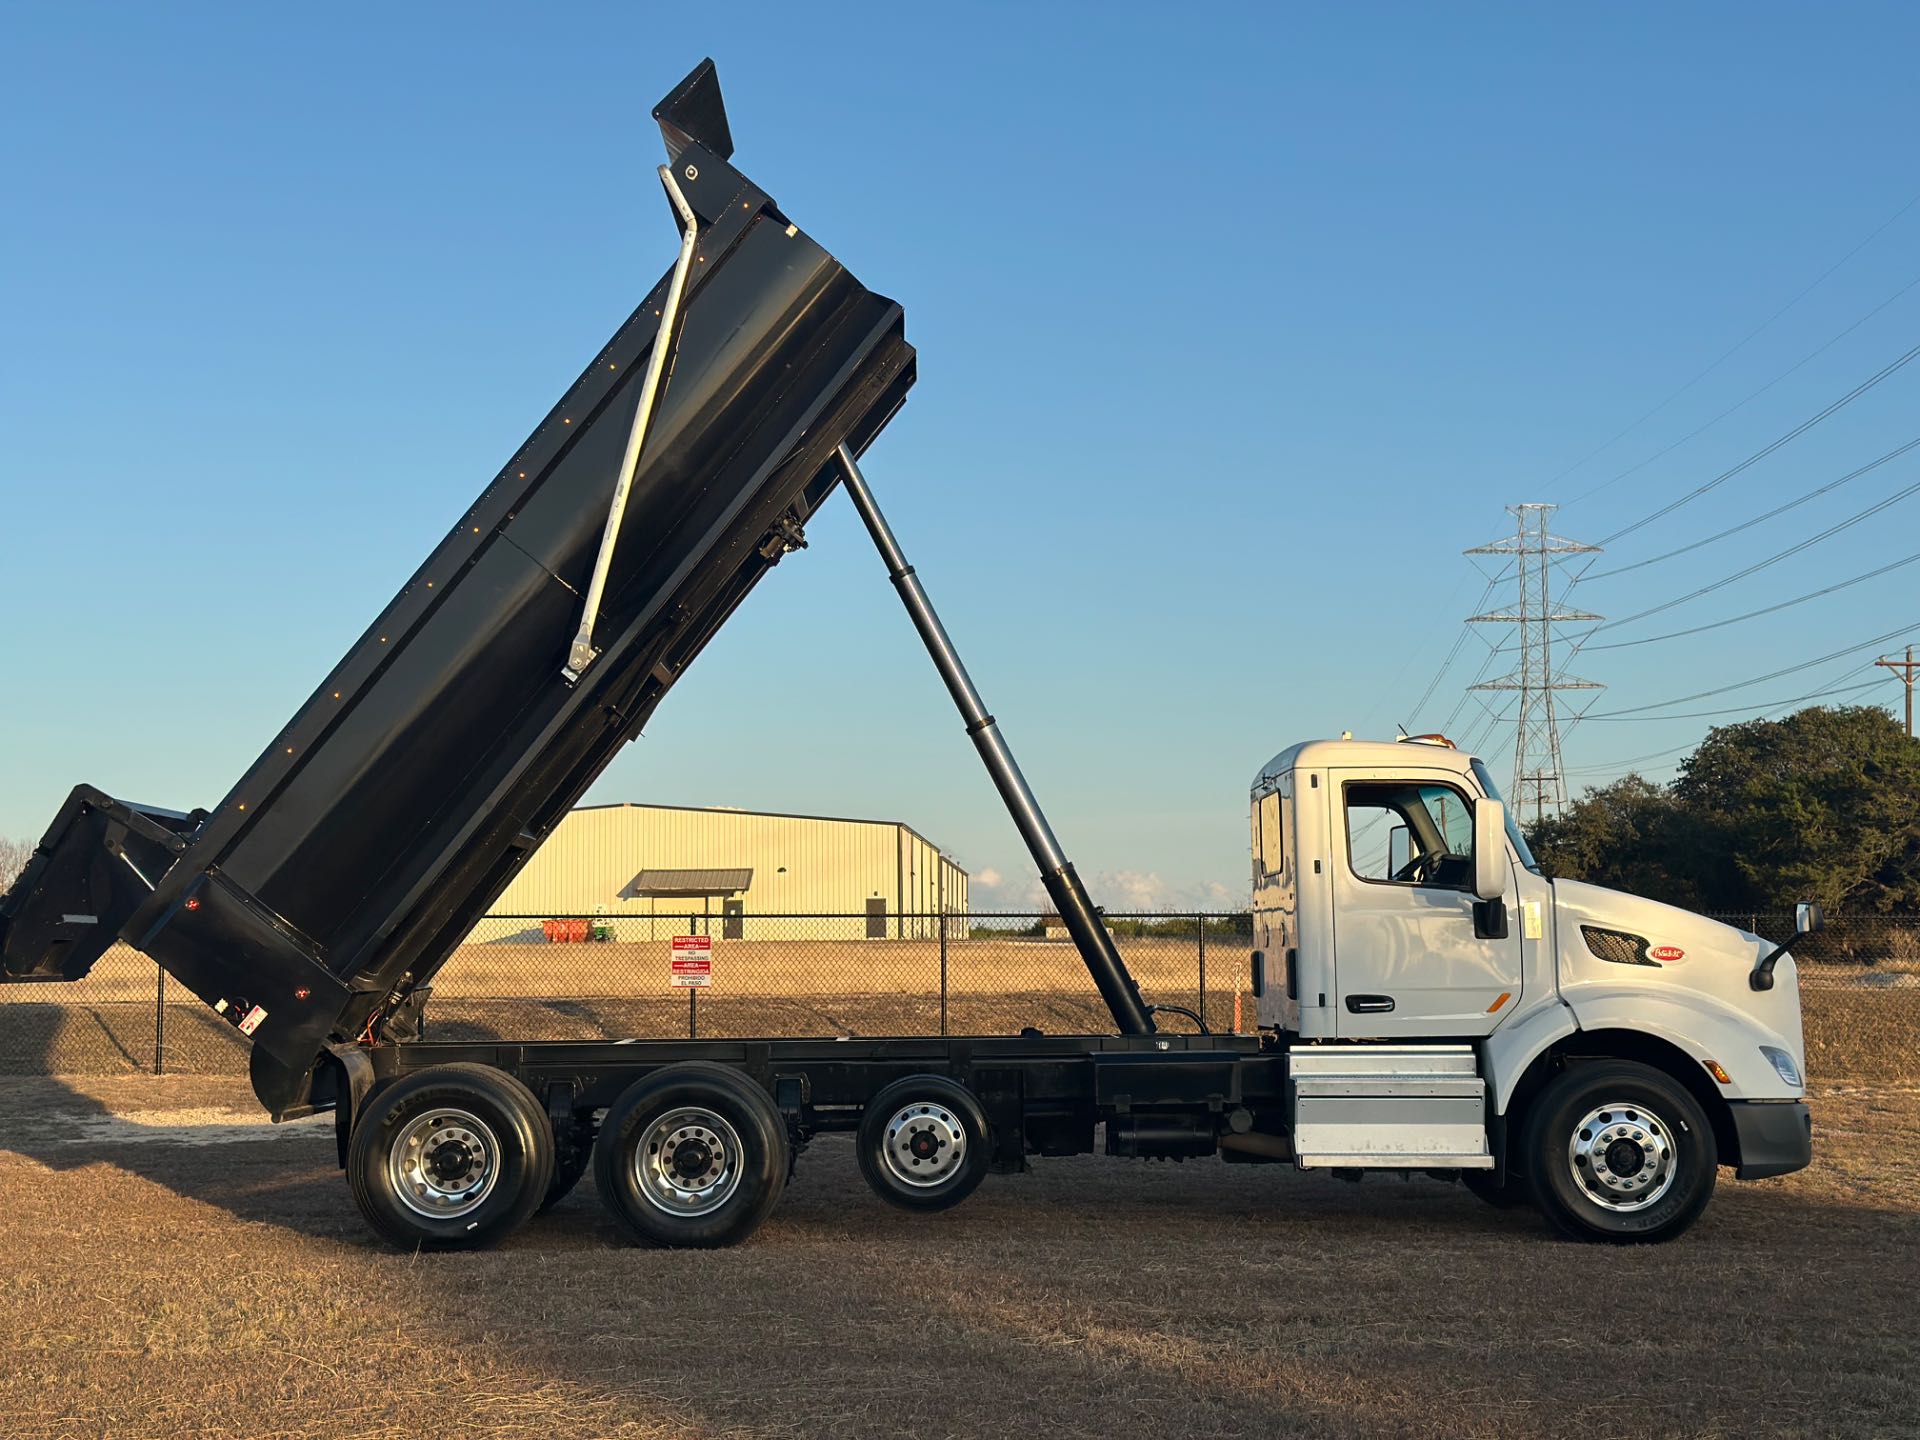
[1649,945,1685,963]
[670,934,713,987]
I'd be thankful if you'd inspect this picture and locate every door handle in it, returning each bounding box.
[1346,994,1395,1013]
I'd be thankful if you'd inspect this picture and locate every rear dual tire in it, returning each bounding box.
[593,1062,790,1248]
[348,1063,555,1251]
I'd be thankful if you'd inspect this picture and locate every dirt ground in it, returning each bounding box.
[0,1077,1914,1440]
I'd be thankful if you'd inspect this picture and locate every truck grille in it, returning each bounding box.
[1582,926,1658,967]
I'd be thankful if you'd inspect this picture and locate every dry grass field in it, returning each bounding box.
[4,938,1914,1085]
[0,1075,1913,1439]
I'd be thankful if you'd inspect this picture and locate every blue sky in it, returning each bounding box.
[4,4,1918,909]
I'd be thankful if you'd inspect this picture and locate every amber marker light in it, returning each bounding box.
[1704,1060,1733,1084]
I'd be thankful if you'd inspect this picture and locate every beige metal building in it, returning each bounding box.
[488,803,969,940]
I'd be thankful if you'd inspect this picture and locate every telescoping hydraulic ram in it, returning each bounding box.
[833,443,1155,1036]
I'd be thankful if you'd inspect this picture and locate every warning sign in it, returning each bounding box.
[670,934,713,987]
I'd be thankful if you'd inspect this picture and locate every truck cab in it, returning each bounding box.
[1249,735,1813,1241]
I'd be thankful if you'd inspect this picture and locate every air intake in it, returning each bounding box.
[1582,926,1657,967]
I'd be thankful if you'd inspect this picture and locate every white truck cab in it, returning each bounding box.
[1249,735,1813,1241]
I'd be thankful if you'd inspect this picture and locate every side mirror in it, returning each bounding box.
[1754,900,1825,990]
[1473,799,1509,902]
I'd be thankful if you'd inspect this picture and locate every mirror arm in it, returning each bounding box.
[1752,908,1821,991]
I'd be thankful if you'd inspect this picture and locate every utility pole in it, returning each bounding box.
[1466,504,1604,824]
[1876,645,1920,738]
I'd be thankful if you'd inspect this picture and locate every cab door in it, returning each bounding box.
[1329,767,1522,1038]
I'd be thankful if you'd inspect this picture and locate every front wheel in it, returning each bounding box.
[1523,1060,1717,1244]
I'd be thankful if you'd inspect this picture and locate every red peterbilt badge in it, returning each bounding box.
[1649,945,1685,962]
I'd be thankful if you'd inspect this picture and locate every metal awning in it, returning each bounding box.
[623,867,753,898]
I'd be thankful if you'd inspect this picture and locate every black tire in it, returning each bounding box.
[1523,1060,1717,1244]
[348,1063,555,1251]
[1461,1167,1532,1209]
[856,1075,990,1212]
[538,1116,597,1214]
[594,1063,789,1248]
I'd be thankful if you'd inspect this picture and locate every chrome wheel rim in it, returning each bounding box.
[389,1106,501,1219]
[1567,1101,1677,1212]
[636,1107,744,1217]
[881,1101,968,1189]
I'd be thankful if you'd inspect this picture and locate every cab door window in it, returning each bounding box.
[1345,781,1475,889]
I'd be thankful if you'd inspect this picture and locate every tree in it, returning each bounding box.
[0,837,31,892]
[1674,705,1920,913]
[1526,775,1699,909]
[1525,705,1920,913]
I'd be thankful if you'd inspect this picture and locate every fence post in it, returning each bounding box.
[938,862,950,1037]
[688,911,699,1040]
[1196,913,1207,1033]
[154,966,166,1076]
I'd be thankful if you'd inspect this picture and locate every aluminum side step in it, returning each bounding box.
[1288,1044,1492,1169]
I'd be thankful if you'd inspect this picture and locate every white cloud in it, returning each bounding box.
[976,867,1003,888]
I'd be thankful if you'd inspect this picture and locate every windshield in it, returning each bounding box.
[1471,758,1543,874]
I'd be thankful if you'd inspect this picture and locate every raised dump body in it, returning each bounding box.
[0,60,915,1114]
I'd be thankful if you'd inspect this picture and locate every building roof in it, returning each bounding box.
[570,800,963,873]
[623,867,754,898]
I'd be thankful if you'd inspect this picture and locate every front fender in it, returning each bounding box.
[1562,984,1803,1100]
[1483,1000,1576,1114]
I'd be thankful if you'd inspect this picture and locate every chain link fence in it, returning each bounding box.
[1,910,1912,1082]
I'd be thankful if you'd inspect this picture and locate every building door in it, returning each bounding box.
[722,899,743,939]
[866,897,887,939]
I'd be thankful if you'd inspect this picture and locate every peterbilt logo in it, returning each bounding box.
[1649,945,1685,963]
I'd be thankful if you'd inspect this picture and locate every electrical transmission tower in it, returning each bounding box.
[1465,504,1603,823]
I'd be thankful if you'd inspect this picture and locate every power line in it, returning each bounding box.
[1590,340,1920,548]
[1558,274,1920,508]
[1588,470,1920,634]
[1584,435,1920,580]
[1581,548,1920,652]
[1360,567,1497,733]
[1547,189,1920,493]
[1578,675,1886,724]
[1561,673,1888,778]
[1582,626,1919,718]
[1398,570,1509,729]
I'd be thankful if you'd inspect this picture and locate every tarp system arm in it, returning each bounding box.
[833,443,1156,1036]
[565,164,700,682]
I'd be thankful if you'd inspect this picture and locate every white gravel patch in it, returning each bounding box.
[37,1108,332,1147]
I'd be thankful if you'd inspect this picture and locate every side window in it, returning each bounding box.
[1258,792,1283,881]
[1345,780,1476,888]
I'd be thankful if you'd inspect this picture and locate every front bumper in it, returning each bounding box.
[1729,1100,1812,1180]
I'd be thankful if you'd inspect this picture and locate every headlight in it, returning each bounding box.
[1760,1045,1803,1088]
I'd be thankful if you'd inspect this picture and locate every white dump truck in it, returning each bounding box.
[1,60,1811,1251]
[1249,735,1813,1240]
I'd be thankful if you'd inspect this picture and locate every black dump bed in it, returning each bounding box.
[0,61,914,1112]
